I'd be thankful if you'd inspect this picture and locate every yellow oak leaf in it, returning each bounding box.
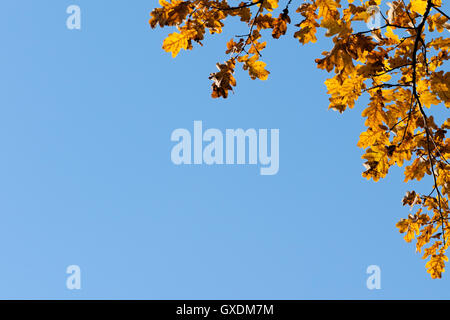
[266,0,279,10]
[385,26,400,43]
[357,128,388,149]
[162,30,196,57]
[294,25,317,44]
[254,0,278,11]
[411,0,427,15]
[426,253,448,279]
[316,0,340,19]
[248,60,270,80]
[321,19,347,37]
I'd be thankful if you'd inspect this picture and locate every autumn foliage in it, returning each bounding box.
[150,0,450,278]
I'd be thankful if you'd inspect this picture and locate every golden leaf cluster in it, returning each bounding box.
[150,0,450,278]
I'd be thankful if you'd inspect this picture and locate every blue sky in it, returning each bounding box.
[0,0,449,299]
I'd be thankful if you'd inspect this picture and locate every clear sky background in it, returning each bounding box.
[0,0,449,299]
